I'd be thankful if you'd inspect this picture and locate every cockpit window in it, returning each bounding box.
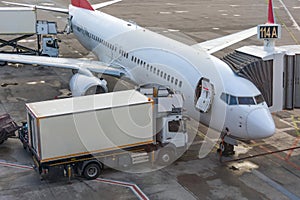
[255,94,265,104]
[238,97,255,105]
[220,93,229,104]
[221,93,258,106]
[229,95,238,105]
[220,93,237,105]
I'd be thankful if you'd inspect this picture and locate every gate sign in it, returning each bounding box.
[257,24,281,39]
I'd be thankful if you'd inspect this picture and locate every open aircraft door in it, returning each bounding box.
[195,78,214,113]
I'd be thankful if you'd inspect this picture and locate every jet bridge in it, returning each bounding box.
[222,45,300,112]
[222,51,273,107]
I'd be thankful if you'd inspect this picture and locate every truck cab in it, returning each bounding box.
[137,84,188,164]
[157,114,187,148]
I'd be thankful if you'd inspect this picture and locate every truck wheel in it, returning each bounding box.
[158,148,175,165]
[83,163,101,180]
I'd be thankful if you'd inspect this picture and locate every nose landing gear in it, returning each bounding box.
[217,129,237,158]
[218,141,235,157]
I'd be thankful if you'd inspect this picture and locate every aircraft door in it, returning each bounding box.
[195,78,214,113]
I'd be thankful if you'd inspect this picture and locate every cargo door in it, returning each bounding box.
[28,113,39,156]
[195,78,214,113]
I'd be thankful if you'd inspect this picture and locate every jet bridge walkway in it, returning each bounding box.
[221,51,273,107]
[222,45,300,112]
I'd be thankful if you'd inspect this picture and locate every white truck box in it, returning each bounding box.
[26,90,154,163]
[0,7,36,34]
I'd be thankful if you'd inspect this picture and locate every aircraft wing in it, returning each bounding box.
[0,54,128,78]
[192,27,257,54]
[2,0,122,13]
[1,1,69,14]
[92,0,122,10]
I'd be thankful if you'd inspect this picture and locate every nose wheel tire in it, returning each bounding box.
[218,142,235,157]
[83,163,101,180]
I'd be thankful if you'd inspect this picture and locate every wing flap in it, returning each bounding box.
[0,54,128,78]
[192,27,257,54]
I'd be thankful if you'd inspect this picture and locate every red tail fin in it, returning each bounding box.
[71,0,94,11]
[268,0,275,24]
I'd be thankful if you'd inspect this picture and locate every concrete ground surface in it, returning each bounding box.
[1,0,300,199]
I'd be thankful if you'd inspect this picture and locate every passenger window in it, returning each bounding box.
[164,73,167,79]
[154,68,156,73]
[229,95,238,105]
[150,66,153,72]
[175,79,178,85]
[161,71,163,77]
[171,77,174,83]
[238,97,255,105]
[167,75,170,81]
[147,64,149,70]
[157,69,160,75]
[179,81,182,87]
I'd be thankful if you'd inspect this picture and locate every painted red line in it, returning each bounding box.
[261,146,300,171]
[96,178,132,187]
[254,142,300,171]
[132,185,149,200]
[96,178,149,200]
[0,161,33,170]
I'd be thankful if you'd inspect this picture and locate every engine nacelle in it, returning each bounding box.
[69,73,108,96]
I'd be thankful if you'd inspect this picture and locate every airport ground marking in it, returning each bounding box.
[253,169,300,200]
[0,160,33,171]
[286,116,300,160]
[0,159,149,200]
[273,1,300,45]
[95,178,149,200]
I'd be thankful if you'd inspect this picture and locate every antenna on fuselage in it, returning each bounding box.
[257,0,281,52]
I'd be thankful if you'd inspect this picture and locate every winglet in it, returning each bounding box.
[267,0,275,24]
[71,0,94,11]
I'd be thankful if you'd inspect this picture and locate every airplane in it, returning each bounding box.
[0,0,276,157]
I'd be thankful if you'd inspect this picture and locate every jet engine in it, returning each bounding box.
[69,73,108,96]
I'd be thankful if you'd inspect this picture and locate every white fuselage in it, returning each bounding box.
[69,5,275,140]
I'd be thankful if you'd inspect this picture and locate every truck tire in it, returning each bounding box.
[83,163,101,180]
[158,148,175,165]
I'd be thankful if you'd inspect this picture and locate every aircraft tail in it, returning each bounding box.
[267,0,275,24]
[71,0,95,11]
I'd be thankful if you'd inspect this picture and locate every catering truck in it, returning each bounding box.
[22,88,188,180]
[0,7,59,57]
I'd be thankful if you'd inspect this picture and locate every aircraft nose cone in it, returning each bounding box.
[246,108,275,139]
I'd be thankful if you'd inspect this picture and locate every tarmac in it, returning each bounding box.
[1,0,300,199]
